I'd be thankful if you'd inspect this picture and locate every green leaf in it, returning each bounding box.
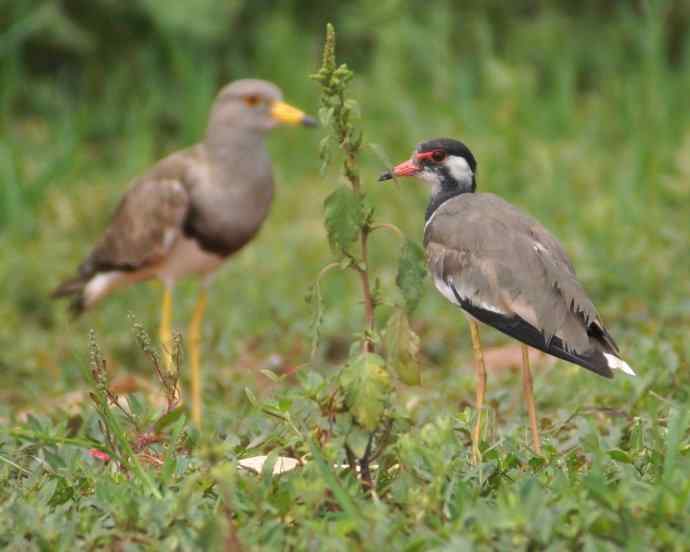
[47,477,74,507]
[318,108,335,129]
[397,239,427,313]
[663,407,688,484]
[385,308,422,386]
[608,448,633,464]
[154,405,185,432]
[160,454,177,484]
[323,186,363,254]
[339,353,391,430]
[308,438,361,521]
[344,99,360,119]
[126,393,145,419]
[318,135,332,175]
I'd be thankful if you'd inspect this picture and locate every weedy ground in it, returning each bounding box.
[1,4,690,550]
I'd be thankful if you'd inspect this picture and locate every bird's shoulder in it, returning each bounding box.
[425,192,575,274]
[79,148,207,276]
[424,192,603,348]
[109,148,200,236]
[138,143,210,191]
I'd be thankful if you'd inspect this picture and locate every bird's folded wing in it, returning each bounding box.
[79,178,190,278]
[425,194,601,354]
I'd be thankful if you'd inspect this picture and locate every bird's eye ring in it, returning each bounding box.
[244,95,261,107]
[431,150,446,162]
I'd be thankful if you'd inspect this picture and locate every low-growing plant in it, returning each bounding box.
[249,23,429,493]
[10,317,190,501]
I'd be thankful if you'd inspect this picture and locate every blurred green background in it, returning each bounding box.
[2,1,690,548]
[2,0,688,404]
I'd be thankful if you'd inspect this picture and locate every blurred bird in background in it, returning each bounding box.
[53,79,316,426]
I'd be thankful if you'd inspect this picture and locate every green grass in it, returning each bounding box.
[2,3,690,550]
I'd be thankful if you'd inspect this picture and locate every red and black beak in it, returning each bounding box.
[378,158,420,181]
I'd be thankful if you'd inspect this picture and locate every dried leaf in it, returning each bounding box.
[238,455,300,475]
[244,387,258,407]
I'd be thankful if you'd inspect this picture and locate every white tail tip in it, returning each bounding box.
[604,353,636,376]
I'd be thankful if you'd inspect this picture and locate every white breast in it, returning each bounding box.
[433,276,505,315]
[155,237,225,287]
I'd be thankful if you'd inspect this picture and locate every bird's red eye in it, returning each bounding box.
[431,150,446,162]
[244,95,261,107]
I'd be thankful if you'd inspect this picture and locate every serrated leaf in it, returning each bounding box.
[397,239,427,313]
[385,308,421,385]
[339,353,391,430]
[323,186,363,253]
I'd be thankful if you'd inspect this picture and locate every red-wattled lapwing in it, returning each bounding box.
[379,138,635,461]
[53,79,316,426]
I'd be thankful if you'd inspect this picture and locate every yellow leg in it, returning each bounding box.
[521,344,542,454]
[188,287,208,428]
[468,319,487,465]
[159,285,174,371]
[159,284,181,402]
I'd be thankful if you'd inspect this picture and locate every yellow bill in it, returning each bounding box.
[271,101,317,127]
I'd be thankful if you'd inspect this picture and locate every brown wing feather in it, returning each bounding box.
[82,177,189,276]
[52,152,192,313]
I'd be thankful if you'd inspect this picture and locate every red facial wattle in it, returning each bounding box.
[391,159,420,177]
[415,150,443,163]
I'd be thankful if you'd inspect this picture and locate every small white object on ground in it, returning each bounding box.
[238,455,300,475]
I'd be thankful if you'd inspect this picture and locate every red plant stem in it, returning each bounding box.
[343,130,373,353]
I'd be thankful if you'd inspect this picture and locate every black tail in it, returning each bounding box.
[454,292,614,378]
[51,277,87,317]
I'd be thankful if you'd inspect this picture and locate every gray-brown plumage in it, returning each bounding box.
[380,138,634,459]
[53,79,315,314]
[53,79,315,427]
[380,138,634,378]
[424,194,623,377]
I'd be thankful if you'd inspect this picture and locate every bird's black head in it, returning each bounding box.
[378,138,477,194]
